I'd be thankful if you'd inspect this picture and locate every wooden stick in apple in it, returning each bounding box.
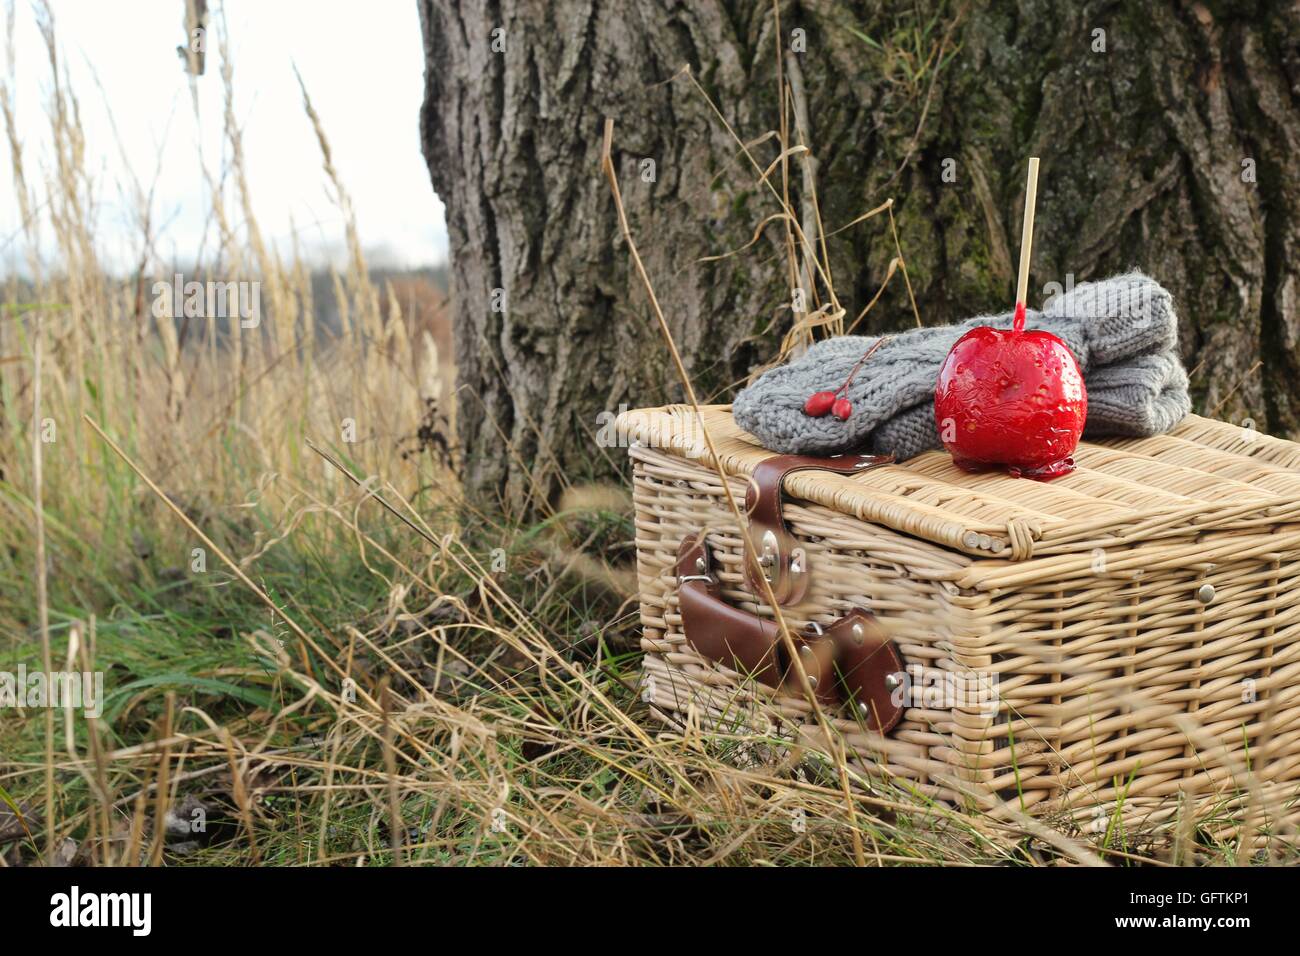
[1012,157,1039,332]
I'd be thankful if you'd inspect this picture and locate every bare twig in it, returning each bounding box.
[32,312,54,865]
[1209,360,1263,418]
[602,118,867,867]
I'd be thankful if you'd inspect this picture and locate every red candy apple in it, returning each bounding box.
[934,322,1087,480]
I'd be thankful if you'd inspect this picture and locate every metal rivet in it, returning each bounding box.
[857,702,870,717]
[807,676,818,689]
[850,623,865,646]
[799,645,815,657]
[694,557,706,573]
[1196,583,1216,605]
[884,673,901,690]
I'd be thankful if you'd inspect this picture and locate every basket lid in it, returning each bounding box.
[616,404,1300,563]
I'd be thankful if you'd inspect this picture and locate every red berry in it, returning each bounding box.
[803,390,837,417]
[832,397,853,420]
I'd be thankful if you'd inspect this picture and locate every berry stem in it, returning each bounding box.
[834,336,888,394]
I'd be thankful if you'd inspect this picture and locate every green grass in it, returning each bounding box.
[2,472,1284,866]
[0,468,1002,866]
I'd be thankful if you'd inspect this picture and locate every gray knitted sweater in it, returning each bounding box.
[733,272,1191,460]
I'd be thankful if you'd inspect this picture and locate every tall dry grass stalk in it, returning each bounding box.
[0,3,441,588]
[0,4,457,866]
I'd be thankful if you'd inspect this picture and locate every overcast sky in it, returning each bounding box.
[0,0,449,275]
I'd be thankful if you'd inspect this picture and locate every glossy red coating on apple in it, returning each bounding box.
[934,322,1087,480]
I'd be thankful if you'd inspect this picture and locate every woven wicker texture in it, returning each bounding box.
[621,405,1300,843]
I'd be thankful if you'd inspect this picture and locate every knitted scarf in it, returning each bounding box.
[733,272,1191,460]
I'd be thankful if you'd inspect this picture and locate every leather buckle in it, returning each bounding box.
[675,533,906,733]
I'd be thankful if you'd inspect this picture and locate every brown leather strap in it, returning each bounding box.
[743,453,894,605]
[675,534,905,733]
[677,533,783,686]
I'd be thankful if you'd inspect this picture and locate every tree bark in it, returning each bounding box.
[419,0,1300,512]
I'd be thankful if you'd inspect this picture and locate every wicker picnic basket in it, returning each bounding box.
[619,403,1300,843]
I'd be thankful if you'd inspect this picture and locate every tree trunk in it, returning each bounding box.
[419,0,1300,512]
